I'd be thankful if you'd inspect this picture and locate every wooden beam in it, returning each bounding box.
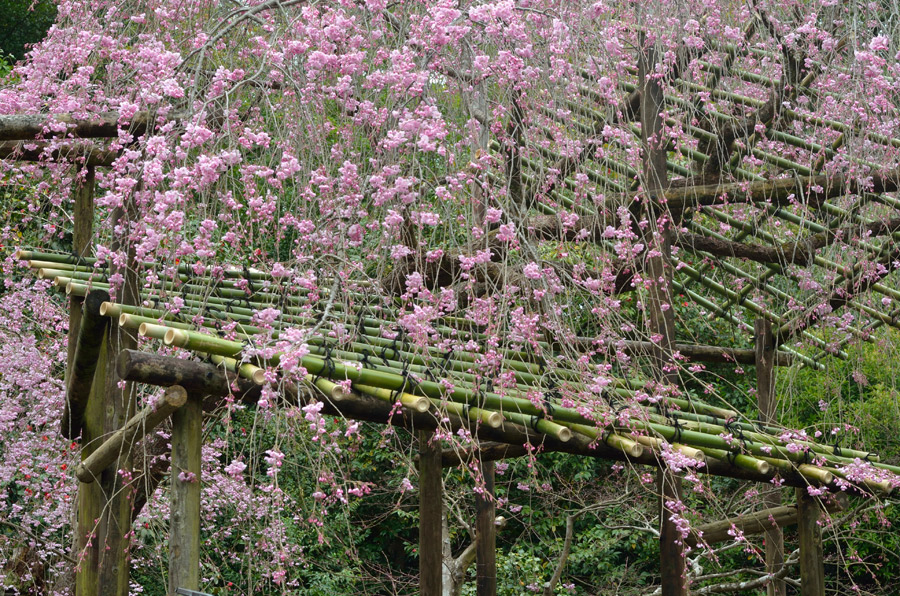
[438,442,529,467]
[169,393,202,594]
[475,461,497,596]
[0,140,118,166]
[0,111,178,141]
[75,386,187,483]
[419,430,443,596]
[756,319,785,596]
[686,494,845,547]
[61,289,110,439]
[797,489,825,596]
[116,349,262,405]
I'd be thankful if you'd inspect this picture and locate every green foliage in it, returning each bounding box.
[0,0,56,61]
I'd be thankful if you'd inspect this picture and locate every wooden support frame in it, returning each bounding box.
[755,319,785,596]
[686,495,846,546]
[475,460,497,596]
[169,392,202,594]
[419,430,443,596]
[61,289,110,439]
[797,489,825,596]
[75,385,188,483]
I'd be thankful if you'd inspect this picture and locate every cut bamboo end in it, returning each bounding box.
[756,460,772,475]
[119,313,134,328]
[164,328,190,347]
[605,432,644,458]
[798,464,834,486]
[52,277,68,291]
[163,385,189,408]
[99,301,113,316]
[37,268,51,279]
[675,444,706,463]
[483,411,503,428]
[405,395,431,413]
[12,250,24,261]
[557,426,573,442]
[250,368,266,386]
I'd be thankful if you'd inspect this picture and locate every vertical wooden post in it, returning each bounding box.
[475,460,497,596]
[639,34,686,596]
[67,165,95,376]
[169,393,202,595]
[97,198,141,596]
[419,430,443,596]
[755,319,785,596]
[69,165,100,596]
[796,489,825,596]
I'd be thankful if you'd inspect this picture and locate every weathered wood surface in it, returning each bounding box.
[475,460,497,596]
[0,111,175,141]
[61,289,110,439]
[0,141,118,166]
[755,319,785,596]
[65,166,95,415]
[96,197,140,596]
[419,430,443,596]
[438,442,529,468]
[686,494,846,547]
[169,394,202,594]
[797,489,825,596]
[74,336,107,596]
[75,385,188,483]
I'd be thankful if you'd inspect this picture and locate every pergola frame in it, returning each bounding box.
[4,33,900,596]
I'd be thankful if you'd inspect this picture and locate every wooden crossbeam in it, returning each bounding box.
[686,494,846,547]
[75,385,187,483]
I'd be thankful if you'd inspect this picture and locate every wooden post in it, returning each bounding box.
[66,165,94,376]
[75,338,107,596]
[639,34,686,596]
[96,197,141,596]
[61,289,110,439]
[796,489,825,596]
[755,319,785,596]
[419,430,443,596]
[169,393,202,595]
[475,460,497,596]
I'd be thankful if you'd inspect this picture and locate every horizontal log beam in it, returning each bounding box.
[116,349,261,409]
[61,290,110,439]
[0,141,119,166]
[75,385,188,483]
[0,111,180,142]
[584,338,793,366]
[436,442,529,467]
[687,493,847,547]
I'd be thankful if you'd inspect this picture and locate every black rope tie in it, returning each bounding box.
[390,360,412,403]
[832,433,843,458]
[671,416,685,444]
[313,344,337,385]
[359,348,372,370]
[530,412,544,431]
[544,379,559,418]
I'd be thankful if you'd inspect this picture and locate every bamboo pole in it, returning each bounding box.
[169,392,202,595]
[76,386,187,483]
